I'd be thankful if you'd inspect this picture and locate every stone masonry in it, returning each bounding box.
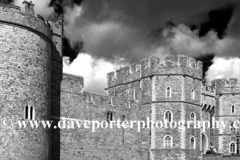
[0,2,240,160]
[0,1,52,159]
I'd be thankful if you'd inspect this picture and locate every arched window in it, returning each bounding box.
[166,87,172,98]
[25,105,35,120]
[190,112,196,122]
[25,105,29,119]
[192,90,195,100]
[164,135,172,148]
[230,143,236,153]
[107,111,114,122]
[30,106,33,120]
[164,111,173,122]
[190,137,196,149]
[232,105,235,114]
[29,106,35,120]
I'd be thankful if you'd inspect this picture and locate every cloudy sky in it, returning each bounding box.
[12,0,240,94]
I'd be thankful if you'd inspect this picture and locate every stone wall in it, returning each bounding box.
[211,78,240,95]
[0,14,52,160]
[150,74,202,160]
[60,73,151,160]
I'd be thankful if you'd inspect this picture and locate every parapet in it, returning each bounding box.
[107,54,203,88]
[0,1,52,40]
[61,73,84,93]
[83,93,128,107]
[61,73,137,110]
[202,84,216,97]
[211,78,240,95]
[82,92,137,111]
[48,16,63,37]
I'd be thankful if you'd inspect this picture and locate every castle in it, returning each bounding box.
[0,1,240,160]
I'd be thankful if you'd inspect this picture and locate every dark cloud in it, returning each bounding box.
[198,5,235,38]
[50,0,240,90]
[11,0,239,69]
[0,0,14,4]
[47,0,84,61]
[65,0,240,64]
[196,54,215,80]
[63,37,83,62]
[49,0,84,15]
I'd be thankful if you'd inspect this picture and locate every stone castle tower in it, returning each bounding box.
[106,55,203,159]
[211,79,240,155]
[0,1,240,160]
[0,1,62,159]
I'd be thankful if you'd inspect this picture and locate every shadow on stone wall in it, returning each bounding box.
[50,46,63,160]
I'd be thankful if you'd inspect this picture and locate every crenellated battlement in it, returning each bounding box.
[211,78,240,95]
[61,73,84,93]
[61,72,136,109]
[82,92,133,109]
[107,54,203,88]
[0,1,52,40]
[48,16,63,37]
[202,84,216,97]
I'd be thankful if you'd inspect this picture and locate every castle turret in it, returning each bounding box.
[22,0,34,15]
[0,2,53,159]
[106,54,203,160]
[210,78,240,155]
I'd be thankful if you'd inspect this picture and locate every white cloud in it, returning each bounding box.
[162,24,239,57]
[64,5,82,27]
[65,19,156,62]
[161,24,240,83]
[206,57,240,84]
[63,53,122,94]
[63,25,240,93]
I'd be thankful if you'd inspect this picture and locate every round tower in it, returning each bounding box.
[0,2,52,159]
